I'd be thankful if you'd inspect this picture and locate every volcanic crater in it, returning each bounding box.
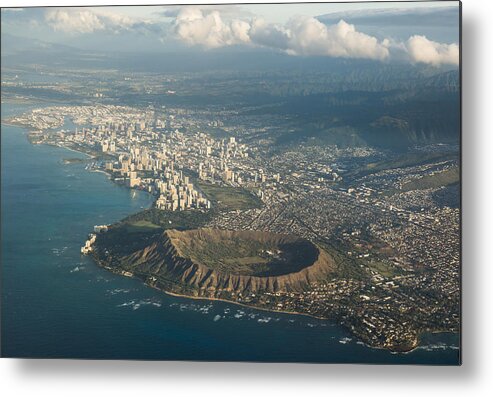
[110,228,335,294]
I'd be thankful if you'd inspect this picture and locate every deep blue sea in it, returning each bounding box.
[1,102,460,364]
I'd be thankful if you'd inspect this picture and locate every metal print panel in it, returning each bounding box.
[0,1,461,364]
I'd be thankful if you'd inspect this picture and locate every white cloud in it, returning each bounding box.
[44,8,151,35]
[248,19,290,51]
[45,9,105,34]
[161,5,253,19]
[406,35,459,66]
[39,6,460,66]
[279,17,389,60]
[174,7,250,48]
[173,8,389,61]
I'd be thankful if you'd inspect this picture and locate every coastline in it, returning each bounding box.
[1,120,92,157]
[3,106,458,361]
[4,113,158,204]
[0,121,23,128]
[90,255,338,330]
[2,116,152,207]
[57,144,94,159]
[155,284,421,353]
[91,252,421,354]
[7,116,361,349]
[6,112,338,338]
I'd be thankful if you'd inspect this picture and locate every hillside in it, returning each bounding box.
[92,228,335,296]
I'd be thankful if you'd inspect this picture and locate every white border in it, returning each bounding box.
[2,0,493,396]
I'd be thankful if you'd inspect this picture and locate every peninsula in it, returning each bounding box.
[9,103,460,353]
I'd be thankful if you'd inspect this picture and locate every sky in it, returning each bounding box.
[1,1,460,66]
[44,2,457,24]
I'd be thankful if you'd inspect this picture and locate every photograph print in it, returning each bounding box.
[0,1,461,364]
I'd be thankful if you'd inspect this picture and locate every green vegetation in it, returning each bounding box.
[401,166,459,192]
[177,237,275,275]
[94,209,211,256]
[94,225,161,257]
[319,241,368,281]
[168,229,320,276]
[202,126,232,139]
[367,261,400,278]
[367,152,456,172]
[124,220,162,233]
[136,170,156,179]
[121,208,211,230]
[197,181,262,212]
[347,152,457,180]
[62,157,86,164]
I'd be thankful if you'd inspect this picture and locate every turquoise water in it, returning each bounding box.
[0,103,460,363]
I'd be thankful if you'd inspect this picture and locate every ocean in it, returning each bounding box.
[0,102,460,364]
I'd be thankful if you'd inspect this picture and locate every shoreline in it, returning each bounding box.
[92,253,422,354]
[148,282,456,354]
[0,120,30,130]
[3,116,154,206]
[5,116,381,351]
[162,288,328,322]
[4,105,458,359]
[4,113,369,349]
[89,168,112,177]
[157,286,422,354]
[58,144,94,159]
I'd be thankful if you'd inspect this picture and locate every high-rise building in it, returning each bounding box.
[129,171,140,188]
